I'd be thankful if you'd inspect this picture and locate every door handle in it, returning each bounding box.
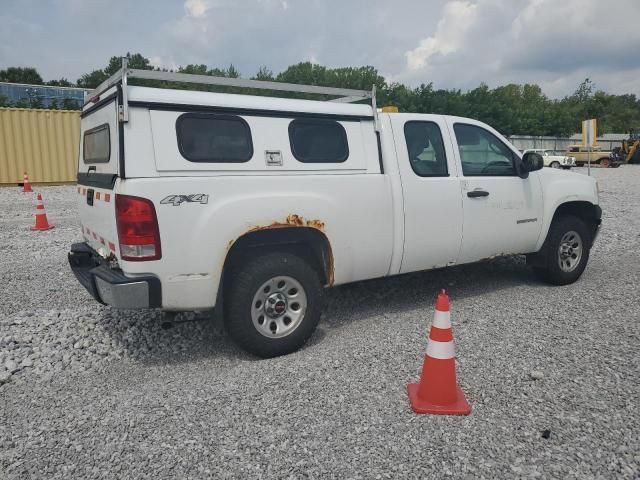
[467,189,489,198]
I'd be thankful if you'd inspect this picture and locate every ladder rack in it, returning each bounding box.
[87,58,378,126]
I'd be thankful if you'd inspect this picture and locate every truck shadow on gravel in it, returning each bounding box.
[322,255,541,328]
[97,256,541,364]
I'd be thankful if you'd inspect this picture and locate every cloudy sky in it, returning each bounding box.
[1,0,639,98]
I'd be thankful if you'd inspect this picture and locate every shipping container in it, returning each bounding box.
[0,107,80,184]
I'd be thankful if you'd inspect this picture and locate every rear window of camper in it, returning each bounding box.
[83,124,110,163]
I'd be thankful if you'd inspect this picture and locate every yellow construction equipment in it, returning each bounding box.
[612,130,640,164]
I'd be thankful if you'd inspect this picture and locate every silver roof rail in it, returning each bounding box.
[87,58,379,127]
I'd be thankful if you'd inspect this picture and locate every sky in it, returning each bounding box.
[1,0,640,98]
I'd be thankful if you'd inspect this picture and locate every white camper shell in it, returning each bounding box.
[69,59,601,357]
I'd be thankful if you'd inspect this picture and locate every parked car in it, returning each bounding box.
[69,62,602,357]
[523,149,575,169]
[566,145,621,168]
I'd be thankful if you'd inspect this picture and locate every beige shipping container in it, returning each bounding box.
[0,107,80,185]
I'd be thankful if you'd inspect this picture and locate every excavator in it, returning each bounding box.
[611,130,640,164]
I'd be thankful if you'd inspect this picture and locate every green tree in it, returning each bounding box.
[46,78,74,87]
[104,52,152,75]
[253,66,274,81]
[179,64,208,75]
[0,67,43,84]
[59,54,640,135]
[77,69,108,89]
[77,52,154,88]
[226,64,240,78]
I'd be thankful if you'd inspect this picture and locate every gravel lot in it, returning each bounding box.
[1,167,639,479]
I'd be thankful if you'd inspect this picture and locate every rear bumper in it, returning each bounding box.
[68,242,161,309]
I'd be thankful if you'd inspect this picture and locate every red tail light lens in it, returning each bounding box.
[115,194,161,261]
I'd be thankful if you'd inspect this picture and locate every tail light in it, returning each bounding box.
[115,194,162,261]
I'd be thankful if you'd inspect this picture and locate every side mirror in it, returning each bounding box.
[517,151,544,179]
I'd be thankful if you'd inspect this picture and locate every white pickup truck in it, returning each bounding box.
[69,61,601,357]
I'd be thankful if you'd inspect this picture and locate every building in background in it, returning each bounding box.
[0,82,89,109]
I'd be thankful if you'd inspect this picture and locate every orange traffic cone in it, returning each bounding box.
[22,172,33,193]
[31,193,54,231]
[407,289,471,415]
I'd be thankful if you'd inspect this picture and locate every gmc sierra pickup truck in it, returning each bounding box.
[69,61,601,357]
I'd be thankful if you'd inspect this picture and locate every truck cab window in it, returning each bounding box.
[403,121,448,177]
[454,123,516,176]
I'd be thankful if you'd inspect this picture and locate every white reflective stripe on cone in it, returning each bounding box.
[432,310,451,329]
[426,339,455,359]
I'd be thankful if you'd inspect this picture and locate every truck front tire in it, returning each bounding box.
[532,215,591,285]
[224,252,324,358]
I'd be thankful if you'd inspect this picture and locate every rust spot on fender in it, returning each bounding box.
[247,214,325,233]
[325,243,335,286]
[244,214,334,286]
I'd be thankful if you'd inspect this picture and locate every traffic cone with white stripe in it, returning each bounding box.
[30,193,54,231]
[22,172,33,193]
[407,289,471,415]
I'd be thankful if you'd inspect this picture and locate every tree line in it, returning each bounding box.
[2,52,639,136]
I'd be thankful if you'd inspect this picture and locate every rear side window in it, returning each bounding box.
[176,113,253,163]
[288,119,349,163]
[83,124,110,163]
[403,121,448,177]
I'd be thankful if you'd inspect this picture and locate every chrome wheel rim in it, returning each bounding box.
[558,230,583,273]
[551,162,560,168]
[251,276,307,338]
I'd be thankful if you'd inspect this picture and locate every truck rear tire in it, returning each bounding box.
[532,215,591,285]
[224,252,324,358]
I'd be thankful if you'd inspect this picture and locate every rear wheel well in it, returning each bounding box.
[223,227,333,288]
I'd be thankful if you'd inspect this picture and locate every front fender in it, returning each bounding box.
[535,170,599,251]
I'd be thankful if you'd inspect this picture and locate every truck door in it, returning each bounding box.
[388,114,463,273]
[446,118,543,263]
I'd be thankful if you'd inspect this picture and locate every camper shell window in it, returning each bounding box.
[83,124,111,164]
[288,119,349,163]
[176,113,253,163]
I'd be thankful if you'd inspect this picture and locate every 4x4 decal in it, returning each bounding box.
[160,194,209,206]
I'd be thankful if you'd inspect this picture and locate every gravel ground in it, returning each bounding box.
[1,167,639,479]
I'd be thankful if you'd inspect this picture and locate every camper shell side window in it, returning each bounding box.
[176,113,253,163]
[288,118,349,163]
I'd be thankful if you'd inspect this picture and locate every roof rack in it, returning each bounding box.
[87,58,378,127]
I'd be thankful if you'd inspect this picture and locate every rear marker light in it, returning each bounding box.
[115,194,162,261]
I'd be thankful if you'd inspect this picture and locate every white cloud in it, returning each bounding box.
[184,0,215,18]
[405,1,478,71]
[148,55,180,71]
